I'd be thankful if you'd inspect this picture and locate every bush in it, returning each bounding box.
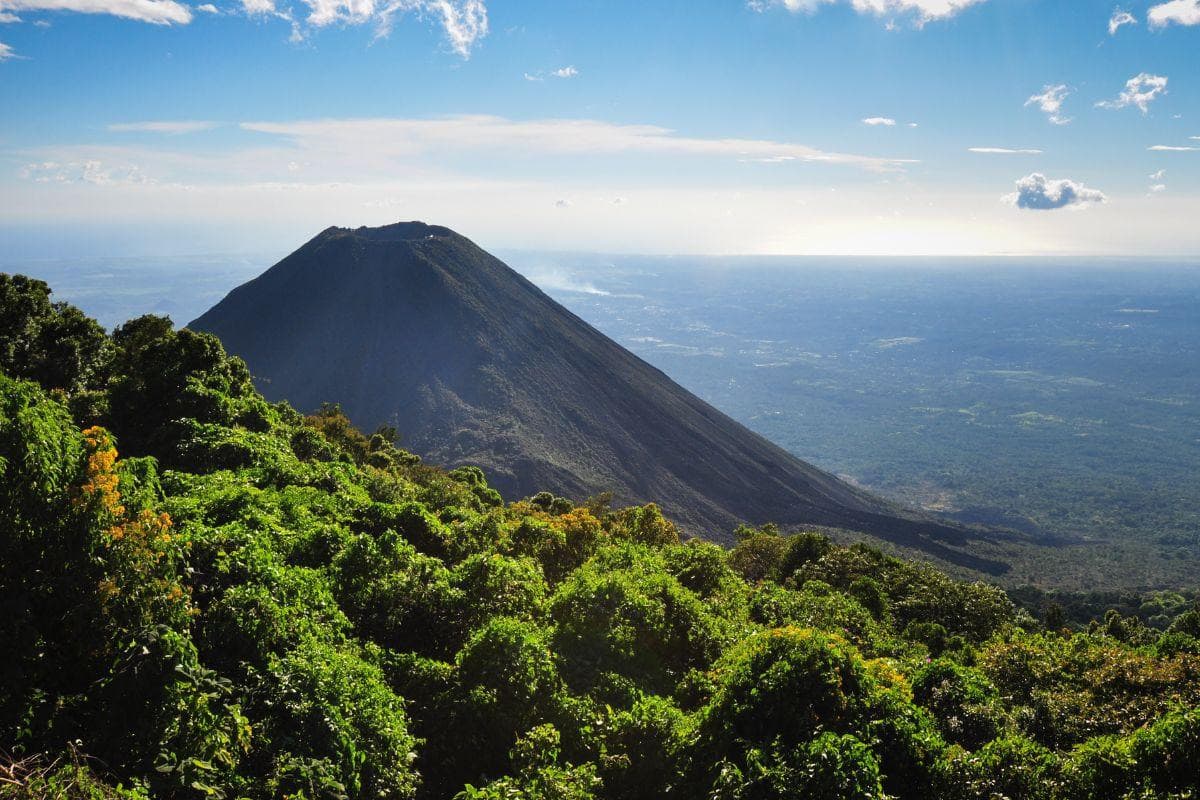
[260,638,419,799]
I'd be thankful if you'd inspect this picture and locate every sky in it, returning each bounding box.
[1,0,1199,257]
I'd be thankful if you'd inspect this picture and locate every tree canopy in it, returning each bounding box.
[2,274,1200,800]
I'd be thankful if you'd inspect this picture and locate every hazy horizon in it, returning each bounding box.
[3,0,1200,257]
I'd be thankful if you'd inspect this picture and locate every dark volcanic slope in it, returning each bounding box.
[191,222,1005,571]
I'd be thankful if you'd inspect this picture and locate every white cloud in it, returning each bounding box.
[1150,183,1167,192]
[0,0,192,24]
[1149,144,1199,151]
[526,65,577,81]
[862,117,896,126]
[1150,169,1166,179]
[20,159,151,184]
[441,0,487,55]
[0,39,15,58]
[1005,172,1106,211]
[752,0,987,25]
[0,9,20,18]
[906,122,918,128]
[1148,0,1200,27]
[0,0,487,55]
[1108,8,1136,34]
[109,120,217,133]
[969,147,1043,154]
[302,0,488,57]
[1026,84,1072,125]
[239,114,916,172]
[1096,73,1167,113]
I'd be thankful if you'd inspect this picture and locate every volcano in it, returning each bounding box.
[191,221,1004,572]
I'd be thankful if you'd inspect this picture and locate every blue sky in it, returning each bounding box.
[1,0,1199,256]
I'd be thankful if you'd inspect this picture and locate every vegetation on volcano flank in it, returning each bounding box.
[2,271,1200,800]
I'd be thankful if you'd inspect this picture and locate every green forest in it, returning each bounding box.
[2,271,1200,800]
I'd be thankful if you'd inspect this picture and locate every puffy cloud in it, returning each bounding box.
[0,39,15,58]
[0,0,192,24]
[1148,0,1200,27]
[109,120,217,133]
[862,117,896,126]
[195,2,217,11]
[968,147,1043,154]
[1026,84,1072,125]
[1096,73,1167,113]
[1149,144,1199,151]
[1005,172,1106,211]
[1108,9,1136,34]
[751,0,987,25]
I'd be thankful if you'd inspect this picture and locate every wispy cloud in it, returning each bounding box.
[1149,169,1165,179]
[1149,144,1199,151]
[1005,173,1106,211]
[239,114,916,172]
[0,40,15,59]
[1026,84,1072,125]
[969,147,1043,155]
[0,0,192,24]
[1096,73,1167,113]
[525,65,578,81]
[751,0,988,26]
[19,159,152,185]
[0,9,20,19]
[430,0,487,56]
[1148,0,1200,27]
[109,120,218,134]
[1108,8,1136,34]
[862,117,896,126]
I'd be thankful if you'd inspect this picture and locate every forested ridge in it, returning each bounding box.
[2,272,1200,800]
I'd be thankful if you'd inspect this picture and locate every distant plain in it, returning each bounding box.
[11,252,1200,589]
